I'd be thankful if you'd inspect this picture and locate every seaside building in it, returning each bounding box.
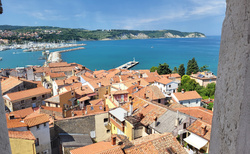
[153,77,179,97]
[171,90,202,107]
[190,71,217,87]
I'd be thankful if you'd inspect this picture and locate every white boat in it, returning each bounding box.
[0,57,2,61]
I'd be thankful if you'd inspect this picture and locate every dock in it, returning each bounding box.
[116,58,139,69]
[55,47,85,53]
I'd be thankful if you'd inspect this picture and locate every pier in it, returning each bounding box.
[55,47,85,53]
[116,58,139,69]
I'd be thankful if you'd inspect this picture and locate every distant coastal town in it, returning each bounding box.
[0,25,206,45]
[1,47,215,153]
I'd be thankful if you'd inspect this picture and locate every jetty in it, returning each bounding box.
[55,47,85,53]
[116,58,139,69]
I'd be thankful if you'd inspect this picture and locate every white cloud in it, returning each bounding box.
[118,0,226,29]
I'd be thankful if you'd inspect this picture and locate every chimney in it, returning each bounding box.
[139,113,144,119]
[144,93,147,99]
[175,111,179,127]
[154,117,158,127]
[71,111,74,117]
[63,80,65,85]
[181,89,185,94]
[129,101,133,116]
[98,82,101,87]
[111,136,116,146]
[137,80,140,85]
[201,126,207,136]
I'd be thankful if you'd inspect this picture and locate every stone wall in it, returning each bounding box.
[12,93,51,111]
[209,0,250,153]
[0,83,11,154]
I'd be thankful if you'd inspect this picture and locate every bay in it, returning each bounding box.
[0,36,220,75]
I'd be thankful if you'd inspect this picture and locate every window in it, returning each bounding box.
[169,85,171,88]
[107,130,110,133]
[42,95,45,98]
[158,99,161,103]
[35,138,39,146]
[32,97,36,100]
[44,123,47,127]
[104,118,108,123]
[183,123,187,129]
[37,125,40,129]
[91,106,94,110]
[71,92,74,96]
[180,102,183,105]
[21,100,25,104]
[196,99,198,103]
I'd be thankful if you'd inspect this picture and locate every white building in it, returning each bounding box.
[153,77,179,97]
[171,91,202,107]
[24,113,51,154]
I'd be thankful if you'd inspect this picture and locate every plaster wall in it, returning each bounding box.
[209,0,250,153]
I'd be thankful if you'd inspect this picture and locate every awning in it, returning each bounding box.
[184,133,208,150]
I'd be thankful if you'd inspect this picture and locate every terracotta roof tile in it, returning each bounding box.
[125,133,187,154]
[156,77,173,85]
[6,118,27,129]
[89,99,103,105]
[9,107,34,119]
[8,131,36,140]
[3,87,51,102]
[1,76,23,93]
[41,106,63,113]
[24,113,50,127]
[88,78,111,89]
[70,141,123,154]
[48,62,70,68]
[186,120,211,141]
[173,91,202,101]
[176,107,213,125]
[46,72,66,78]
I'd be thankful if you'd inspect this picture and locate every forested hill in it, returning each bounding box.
[0,25,205,42]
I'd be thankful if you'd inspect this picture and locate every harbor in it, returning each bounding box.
[116,58,139,69]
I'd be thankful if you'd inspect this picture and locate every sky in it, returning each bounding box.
[0,0,226,35]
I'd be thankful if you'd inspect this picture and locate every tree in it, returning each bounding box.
[178,64,185,77]
[200,65,210,72]
[186,57,199,75]
[173,67,178,73]
[157,63,172,75]
[150,66,158,72]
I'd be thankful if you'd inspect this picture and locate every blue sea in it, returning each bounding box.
[0,36,220,75]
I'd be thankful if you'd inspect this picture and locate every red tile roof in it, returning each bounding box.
[47,72,66,78]
[186,120,211,141]
[70,141,123,154]
[1,76,23,93]
[3,87,51,102]
[48,62,70,68]
[9,107,34,119]
[8,131,36,140]
[173,91,202,101]
[176,106,213,125]
[6,118,27,129]
[156,77,173,85]
[125,133,187,154]
[24,113,50,127]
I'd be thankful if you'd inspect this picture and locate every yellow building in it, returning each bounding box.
[109,107,143,141]
[9,131,36,154]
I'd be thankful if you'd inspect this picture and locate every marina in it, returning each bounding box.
[116,58,139,69]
